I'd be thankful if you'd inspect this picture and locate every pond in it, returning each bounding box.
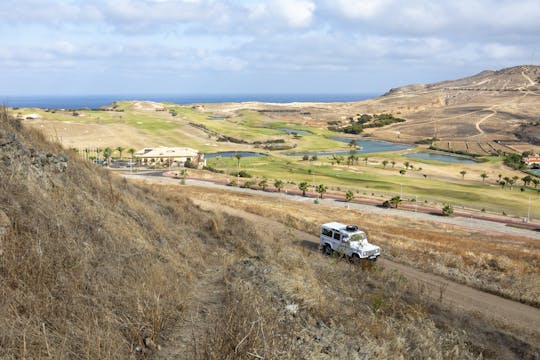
[277,127,311,135]
[208,116,226,120]
[404,152,478,164]
[528,169,540,177]
[287,138,412,157]
[204,151,266,158]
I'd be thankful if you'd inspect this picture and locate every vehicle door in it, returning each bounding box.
[332,231,347,255]
[321,227,333,246]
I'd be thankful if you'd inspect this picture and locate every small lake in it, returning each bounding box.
[204,151,266,158]
[404,152,477,164]
[287,138,412,157]
[277,128,311,135]
[208,116,226,120]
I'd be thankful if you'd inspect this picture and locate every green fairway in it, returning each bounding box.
[16,101,540,219]
[207,154,540,218]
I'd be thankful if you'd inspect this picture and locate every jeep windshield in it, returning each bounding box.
[349,233,367,241]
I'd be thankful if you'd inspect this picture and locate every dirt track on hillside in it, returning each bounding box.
[193,199,540,344]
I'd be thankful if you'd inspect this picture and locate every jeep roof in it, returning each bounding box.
[322,222,361,233]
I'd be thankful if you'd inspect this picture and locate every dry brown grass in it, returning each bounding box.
[174,186,540,308]
[0,112,220,358]
[1,110,538,359]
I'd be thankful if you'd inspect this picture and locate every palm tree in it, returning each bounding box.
[298,182,309,197]
[532,178,539,188]
[258,178,268,191]
[348,139,358,149]
[504,176,515,190]
[331,155,344,165]
[316,184,327,199]
[522,175,532,186]
[345,190,354,202]
[382,160,388,168]
[460,170,467,179]
[96,147,102,163]
[480,172,488,183]
[347,154,355,166]
[235,153,242,186]
[363,156,369,165]
[391,160,396,168]
[499,180,506,189]
[403,161,410,169]
[103,147,112,166]
[128,148,136,164]
[384,195,402,208]
[116,146,125,160]
[274,179,284,192]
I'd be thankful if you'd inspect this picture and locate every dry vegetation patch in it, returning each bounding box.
[175,186,540,308]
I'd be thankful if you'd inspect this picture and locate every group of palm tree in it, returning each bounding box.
[78,146,136,165]
[497,174,539,190]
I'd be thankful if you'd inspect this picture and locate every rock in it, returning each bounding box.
[285,303,299,315]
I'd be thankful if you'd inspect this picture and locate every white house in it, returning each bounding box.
[524,155,540,168]
[134,147,205,168]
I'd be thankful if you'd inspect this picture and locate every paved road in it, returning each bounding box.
[124,173,540,240]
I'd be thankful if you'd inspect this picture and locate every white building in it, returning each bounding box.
[135,147,205,168]
[525,155,540,168]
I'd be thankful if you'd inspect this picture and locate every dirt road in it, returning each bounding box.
[193,199,540,341]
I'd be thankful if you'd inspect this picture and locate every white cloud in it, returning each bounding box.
[0,0,539,95]
[330,0,390,19]
[274,0,316,27]
[482,43,525,60]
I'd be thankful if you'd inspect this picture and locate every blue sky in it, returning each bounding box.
[1,0,539,96]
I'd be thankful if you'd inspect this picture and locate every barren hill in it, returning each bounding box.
[357,65,540,145]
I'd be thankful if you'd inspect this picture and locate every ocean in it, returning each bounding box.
[1,94,378,109]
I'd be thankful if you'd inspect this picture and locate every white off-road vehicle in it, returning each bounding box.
[320,222,380,262]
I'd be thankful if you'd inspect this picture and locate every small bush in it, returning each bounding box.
[442,204,454,216]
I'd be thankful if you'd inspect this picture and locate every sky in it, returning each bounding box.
[1,0,539,96]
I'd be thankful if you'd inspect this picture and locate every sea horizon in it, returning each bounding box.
[0,93,379,109]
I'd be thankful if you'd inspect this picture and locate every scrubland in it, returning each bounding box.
[1,110,538,359]
[175,186,540,308]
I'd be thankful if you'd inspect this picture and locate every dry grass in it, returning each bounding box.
[1,110,538,359]
[0,111,217,358]
[174,186,540,308]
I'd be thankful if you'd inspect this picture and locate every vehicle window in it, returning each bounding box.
[322,228,332,237]
[333,232,341,240]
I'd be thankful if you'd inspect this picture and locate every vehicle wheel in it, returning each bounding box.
[350,254,360,264]
[323,244,333,256]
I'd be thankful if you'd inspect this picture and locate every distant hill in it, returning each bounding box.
[352,65,540,146]
[385,65,540,98]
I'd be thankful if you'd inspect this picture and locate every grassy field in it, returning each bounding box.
[206,153,540,218]
[15,101,540,219]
